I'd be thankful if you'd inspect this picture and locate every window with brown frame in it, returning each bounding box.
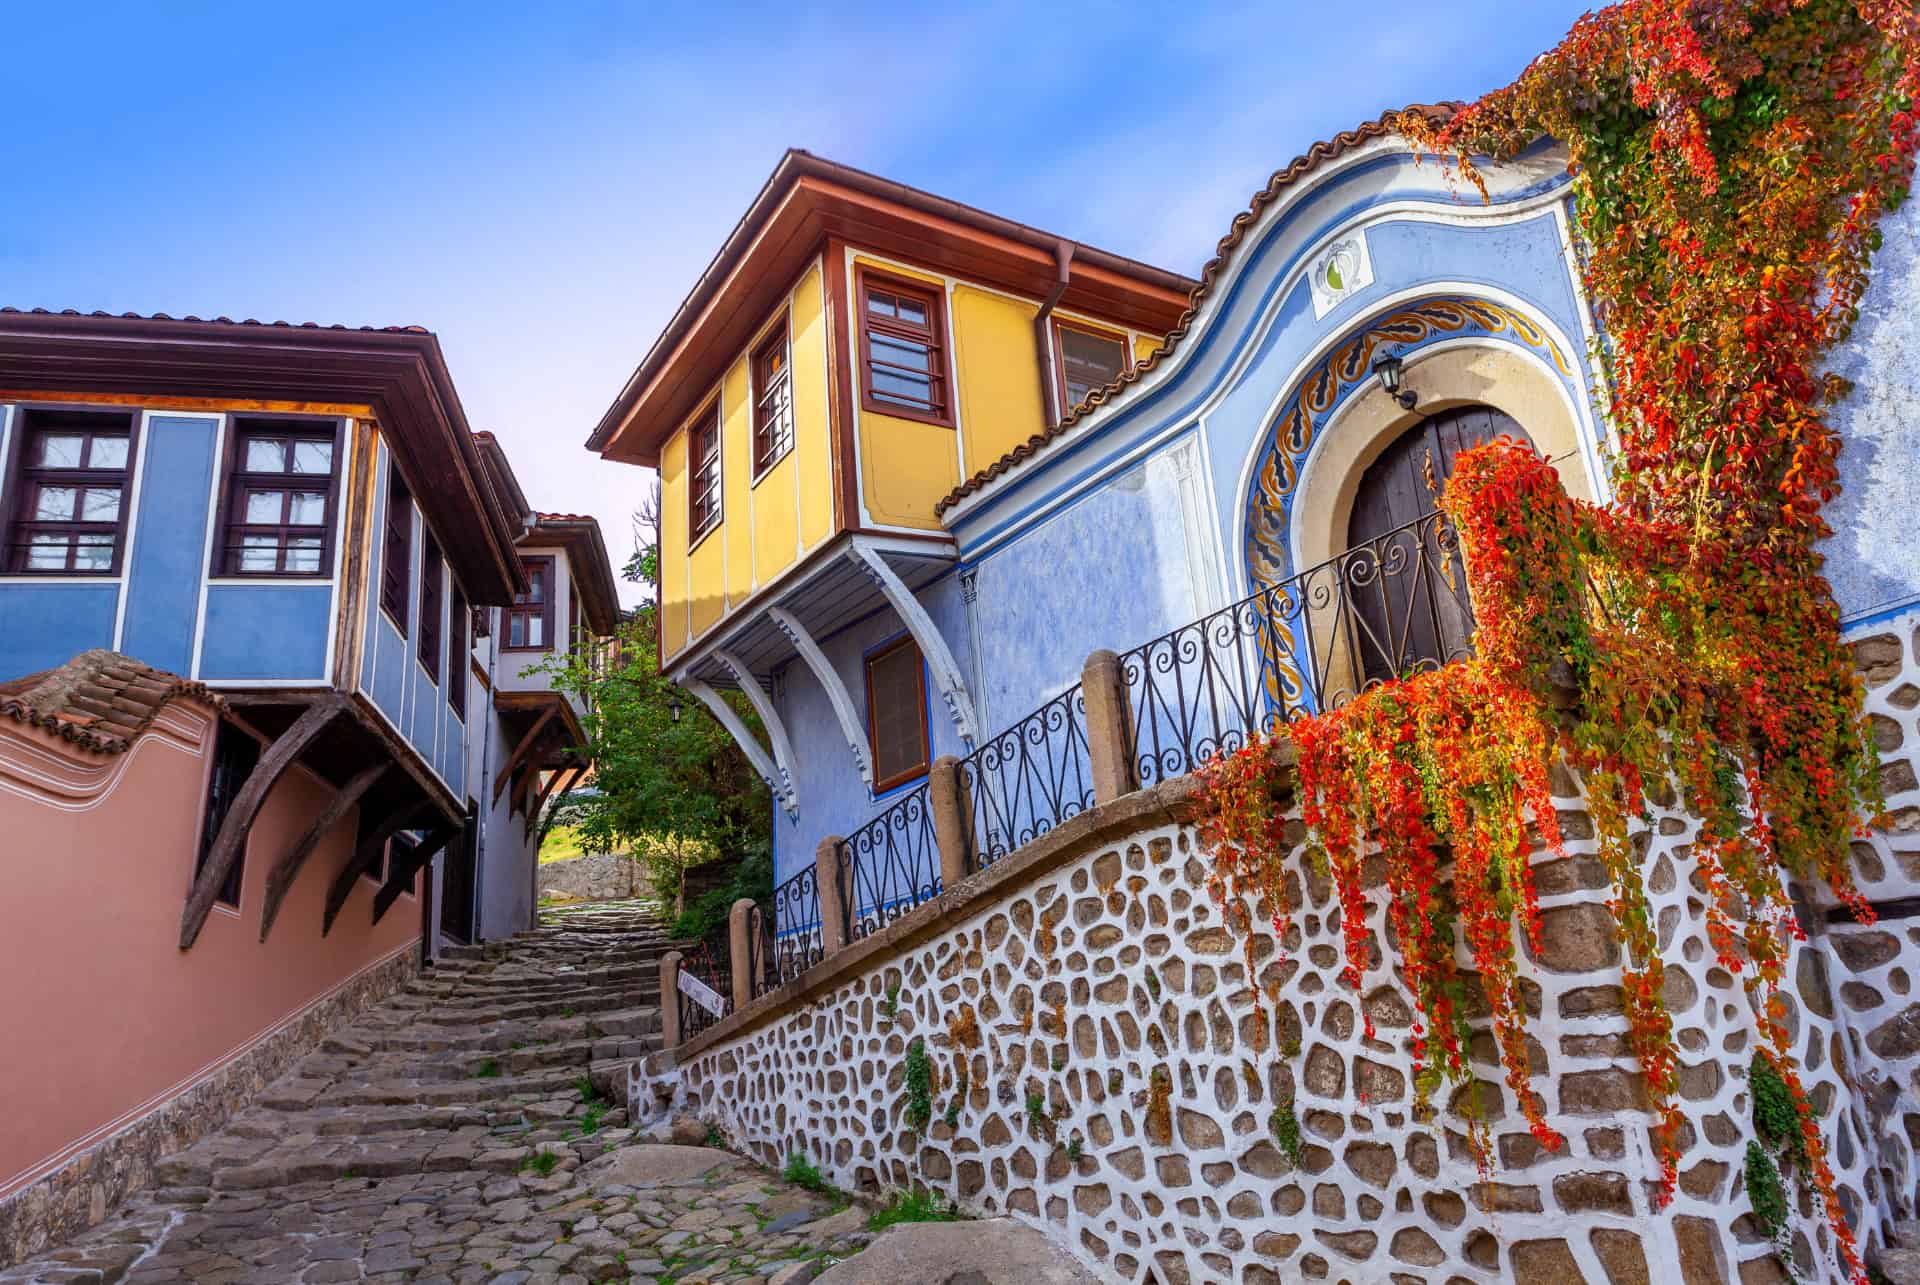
[751,320,794,477]
[446,583,468,718]
[195,720,261,908]
[380,465,412,632]
[504,555,554,651]
[865,634,930,792]
[418,533,443,680]
[688,404,722,539]
[213,417,341,577]
[1053,319,1130,415]
[858,272,952,427]
[3,408,137,574]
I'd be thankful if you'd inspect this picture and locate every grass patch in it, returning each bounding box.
[519,1147,560,1178]
[782,1150,830,1194]
[869,1188,963,1232]
[538,825,590,863]
[474,1059,502,1079]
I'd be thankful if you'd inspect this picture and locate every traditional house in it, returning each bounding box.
[0,309,615,1248]
[586,151,1197,922]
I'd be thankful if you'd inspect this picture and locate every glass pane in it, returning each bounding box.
[73,535,114,571]
[88,436,129,470]
[528,616,544,647]
[509,615,526,647]
[291,440,333,474]
[245,490,286,523]
[867,290,897,318]
[872,333,931,371]
[894,295,928,326]
[873,368,933,407]
[239,535,279,573]
[288,491,326,525]
[26,534,68,570]
[33,486,76,521]
[529,568,546,602]
[37,434,83,468]
[285,538,322,574]
[80,487,121,522]
[1060,328,1127,407]
[245,438,288,472]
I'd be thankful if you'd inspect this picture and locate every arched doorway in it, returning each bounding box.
[1342,404,1534,688]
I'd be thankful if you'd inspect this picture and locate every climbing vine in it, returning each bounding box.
[1197,3,1919,1280]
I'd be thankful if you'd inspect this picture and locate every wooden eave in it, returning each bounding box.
[0,311,525,604]
[589,152,1198,468]
[521,518,621,636]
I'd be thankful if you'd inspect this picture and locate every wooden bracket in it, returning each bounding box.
[259,761,389,942]
[372,822,458,926]
[180,694,346,950]
[492,704,558,804]
[322,799,434,936]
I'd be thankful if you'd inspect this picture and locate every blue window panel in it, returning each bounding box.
[200,585,330,680]
[120,415,218,675]
[359,445,389,695]
[0,584,118,678]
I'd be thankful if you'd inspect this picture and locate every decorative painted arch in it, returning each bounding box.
[1241,295,1579,593]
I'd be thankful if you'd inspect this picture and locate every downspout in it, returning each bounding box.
[1033,239,1075,429]
[476,607,498,939]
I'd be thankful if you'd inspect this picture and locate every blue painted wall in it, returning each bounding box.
[0,584,118,676]
[769,573,976,891]
[119,415,217,675]
[200,586,332,679]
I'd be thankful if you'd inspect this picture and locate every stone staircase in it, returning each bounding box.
[1,901,684,1282]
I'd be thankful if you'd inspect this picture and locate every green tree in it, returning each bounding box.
[534,493,771,932]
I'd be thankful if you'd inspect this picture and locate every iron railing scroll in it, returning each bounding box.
[754,866,825,998]
[1120,509,1475,786]
[956,683,1095,870]
[676,920,733,1041]
[837,783,941,943]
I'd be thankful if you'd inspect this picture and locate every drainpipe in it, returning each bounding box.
[1033,239,1075,429]
[476,608,499,940]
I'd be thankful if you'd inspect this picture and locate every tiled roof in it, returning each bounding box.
[0,306,428,334]
[934,104,1459,517]
[0,649,225,754]
[533,511,597,524]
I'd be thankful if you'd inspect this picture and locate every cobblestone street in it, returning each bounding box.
[0,906,879,1285]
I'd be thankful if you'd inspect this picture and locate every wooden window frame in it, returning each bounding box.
[0,406,140,576]
[503,554,555,652]
[446,582,468,719]
[751,316,795,481]
[856,267,955,429]
[687,402,722,543]
[210,415,344,579]
[418,532,443,682]
[864,633,932,794]
[1050,316,1132,419]
[380,464,412,634]
[194,719,262,910]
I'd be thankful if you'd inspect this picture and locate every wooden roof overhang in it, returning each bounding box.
[491,688,587,820]
[0,310,525,604]
[522,515,621,637]
[588,150,1199,468]
[182,687,470,949]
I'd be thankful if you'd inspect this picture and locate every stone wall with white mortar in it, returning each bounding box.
[677,630,1920,1285]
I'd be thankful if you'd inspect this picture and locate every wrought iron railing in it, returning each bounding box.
[1121,509,1474,785]
[750,508,1476,1007]
[957,683,1095,870]
[676,921,732,1041]
[753,867,824,998]
[837,782,941,943]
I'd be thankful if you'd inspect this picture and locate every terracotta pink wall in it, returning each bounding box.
[0,705,420,1197]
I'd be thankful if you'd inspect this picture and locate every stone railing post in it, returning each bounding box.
[928,754,970,889]
[728,897,758,1014]
[815,836,849,955]
[659,950,683,1048]
[1082,648,1135,804]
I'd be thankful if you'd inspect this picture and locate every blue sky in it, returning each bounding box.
[0,1,1591,603]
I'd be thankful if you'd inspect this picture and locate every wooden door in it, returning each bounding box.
[440,803,478,944]
[1343,405,1533,689]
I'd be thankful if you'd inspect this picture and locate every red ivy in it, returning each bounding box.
[1198,3,1917,1280]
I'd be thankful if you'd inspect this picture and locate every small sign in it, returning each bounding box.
[678,969,727,1018]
